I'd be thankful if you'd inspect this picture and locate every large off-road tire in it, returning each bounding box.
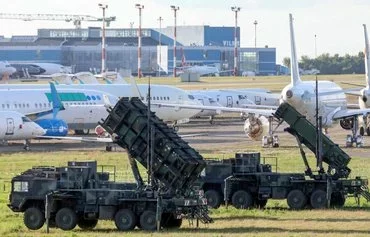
[287,189,307,210]
[205,189,222,209]
[310,189,327,209]
[231,190,254,209]
[139,210,157,231]
[77,218,98,230]
[55,207,77,231]
[24,207,45,230]
[114,209,137,231]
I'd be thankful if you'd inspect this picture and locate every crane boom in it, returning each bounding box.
[0,13,116,28]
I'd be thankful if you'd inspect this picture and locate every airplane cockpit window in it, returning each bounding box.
[188,95,195,100]
[22,117,32,123]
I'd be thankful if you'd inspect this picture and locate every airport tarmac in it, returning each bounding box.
[1,116,368,160]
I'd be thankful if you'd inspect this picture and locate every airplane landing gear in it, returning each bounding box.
[209,116,214,125]
[261,117,280,148]
[23,140,30,151]
[360,115,370,136]
[345,117,364,148]
[171,121,179,132]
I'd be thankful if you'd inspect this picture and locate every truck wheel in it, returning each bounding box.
[287,189,307,210]
[205,190,222,209]
[310,190,327,209]
[330,192,346,208]
[24,207,45,230]
[360,127,365,136]
[77,218,98,230]
[231,190,253,209]
[56,208,77,231]
[139,210,157,231]
[114,209,137,231]
[255,199,268,209]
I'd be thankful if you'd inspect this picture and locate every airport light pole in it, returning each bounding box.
[231,6,240,77]
[98,3,108,73]
[136,3,144,78]
[158,16,163,77]
[171,5,179,77]
[254,20,258,49]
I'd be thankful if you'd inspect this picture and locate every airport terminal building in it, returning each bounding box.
[0,26,276,76]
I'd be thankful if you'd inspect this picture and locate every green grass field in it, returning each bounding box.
[2,75,370,236]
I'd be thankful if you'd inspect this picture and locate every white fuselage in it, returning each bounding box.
[180,65,219,76]
[0,111,45,140]
[0,84,201,124]
[190,89,280,116]
[281,81,347,127]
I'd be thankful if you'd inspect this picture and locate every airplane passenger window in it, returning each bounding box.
[96,95,101,100]
[39,103,42,108]
[1,104,4,109]
[44,103,47,108]
[19,104,22,108]
[167,97,170,100]
[157,97,159,100]
[188,95,195,100]
[86,96,91,100]
[91,96,96,100]
[35,103,38,108]
[23,104,25,108]
[6,104,9,109]
[14,104,17,108]
[27,104,29,108]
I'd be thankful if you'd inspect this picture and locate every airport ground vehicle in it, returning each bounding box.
[196,103,370,210]
[8,97,211,231]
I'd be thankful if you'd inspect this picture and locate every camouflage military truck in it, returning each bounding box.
[197,103,370,210]
[8,97,211,231]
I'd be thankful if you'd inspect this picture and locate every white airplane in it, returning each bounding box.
[346,24,370,137]
[189,89,280,122]
[0,61,16,78]
[0,111,45,149]
[0,83,201,130]
[10,62,71,78]
[152,14,370,148]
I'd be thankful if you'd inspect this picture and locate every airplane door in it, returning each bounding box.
[226,96,233,107]
[6,118,14,135]
[255,96,261,105]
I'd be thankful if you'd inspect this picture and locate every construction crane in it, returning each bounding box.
[0,13,116,29]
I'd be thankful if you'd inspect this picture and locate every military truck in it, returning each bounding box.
[197,103,370,210]
[8,97,212,231]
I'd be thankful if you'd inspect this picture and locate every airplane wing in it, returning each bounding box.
[314,88,363,97]
[39,136,113,143]
[345,91,361,96]
[341,82,365,87]
[241,104,279,110]
[40,133,208,143]
[219,89,272,93]
[332,108,370,120]
[151,102,275,117]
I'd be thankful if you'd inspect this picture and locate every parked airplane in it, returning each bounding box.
[0,83,202,130]
[153,14,370,148]
[189,89,279,122]
[0,111,45,149]
[0,61,16,78]
[10,62,71,78]
[345,24,370,136]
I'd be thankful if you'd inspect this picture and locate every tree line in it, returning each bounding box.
[282,52,365,74]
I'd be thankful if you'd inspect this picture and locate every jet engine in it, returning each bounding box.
[95,125,109,137]
[243,115,269,140]
[340,118,354,130]
[35,119,68,136]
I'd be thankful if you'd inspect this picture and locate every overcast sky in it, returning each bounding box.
[1,0,370,64]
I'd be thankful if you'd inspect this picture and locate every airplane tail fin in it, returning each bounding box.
[49,82,65,119]
[289,13,301,86]
[364,24,370,88]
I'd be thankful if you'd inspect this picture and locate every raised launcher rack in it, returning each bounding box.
[273,103,351,179]
[99,97,206,194]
